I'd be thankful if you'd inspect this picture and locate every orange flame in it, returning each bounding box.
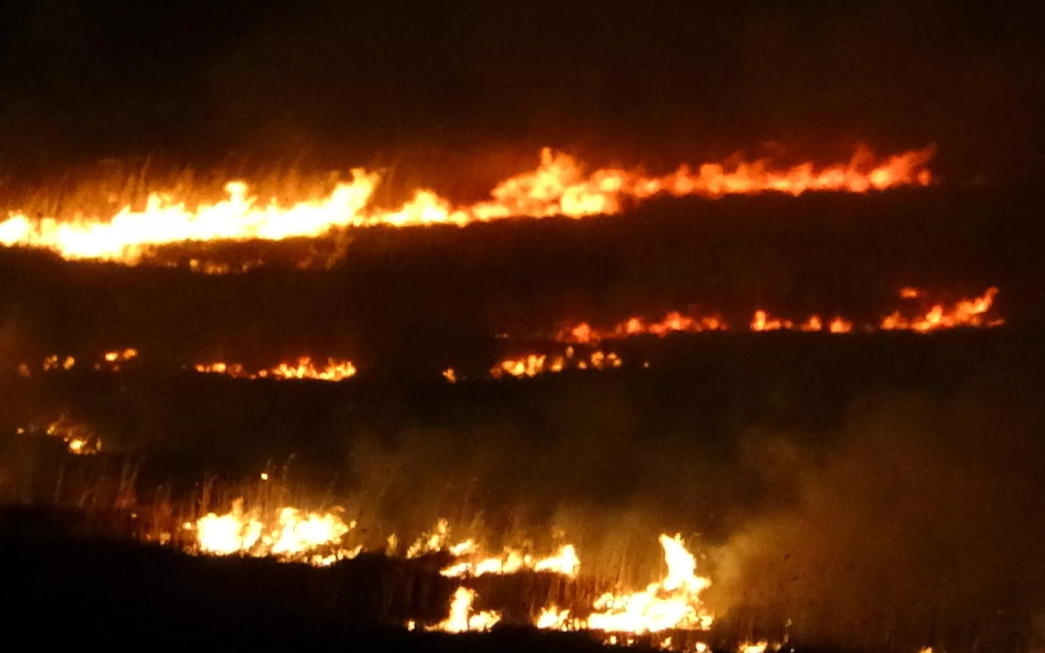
[0,146,933,266]
[558,288,999,342]
[194,357,356,381]
[191,499,359,566]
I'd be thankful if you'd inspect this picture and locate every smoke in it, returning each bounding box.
[704,381,1045,646]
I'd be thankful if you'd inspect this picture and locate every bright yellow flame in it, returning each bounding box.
[407,519,452,558]
[490,349,621,379]
[583,534,713,634]
[45,416,102,455]
[881,287,1002,332]
[536,607,572,631]
[558,288,1000,342]
[430,587,502,633]
[194,357,357,381]
[0,146,934,266]
[442,543,581,579]
[193,499,357,565]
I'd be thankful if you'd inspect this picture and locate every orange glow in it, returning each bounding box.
[0,146,934,266]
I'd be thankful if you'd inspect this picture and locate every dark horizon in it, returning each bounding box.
[0,1,1042,186]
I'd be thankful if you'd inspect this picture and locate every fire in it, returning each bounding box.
[98,348,138,371]
[430,587,502,633]
[881,287,1001,332]
[583,534,713,634]
[192,499,358,565]
[491,348,622,379]
[0,146,933,266]
[558,288,1000,342]
[44,415,103,455]
[43,355,76,371]
[194,357,357,381]
[407,518,453,558]
[440,544,581,579]
[561,313,727,344]
[536,607,573,631]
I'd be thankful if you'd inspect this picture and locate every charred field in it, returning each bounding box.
[1,181,1044,652]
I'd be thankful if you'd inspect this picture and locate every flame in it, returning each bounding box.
[561,313,727,344]
[536,607,573,631]
[430,587,501,633]
[43,355,76,371]
[491,348,621,379]
[0,146,933,266]
[441,543,581,579]
[193,499,358,565]
[194,357,356,381]
[558,288,999,342]
[584,534,713,634]
[45,416,103,455]
[881,287,1001,332]
[739,643,769,653]
[407,518,452,558]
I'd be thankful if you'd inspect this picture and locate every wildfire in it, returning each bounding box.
[429,587,502,633]
[404,518,581,578]
[193,357,357,381]
[882,287,1001,332]
[192,499,359,565]
[440,544,581,578]
[558,288,1000,343]
[491,348,622,379]
[43,415,102,455]
[97,348,138,371]
[583,534,714,634]
[0,146,933,266]
[43,355,76,371]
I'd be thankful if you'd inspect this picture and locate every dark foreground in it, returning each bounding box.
[3,509,1039,653]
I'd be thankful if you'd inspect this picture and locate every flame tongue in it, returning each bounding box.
[0,146,934,266]
[584,534,713,634]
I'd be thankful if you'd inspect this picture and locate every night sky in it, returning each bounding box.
[0,1,1043,183]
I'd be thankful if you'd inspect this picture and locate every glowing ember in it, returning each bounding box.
[98,348,138,371]
[193,499,358,565]
[536,607,571,631]
[0,146,933,266]
[430,587,502,633]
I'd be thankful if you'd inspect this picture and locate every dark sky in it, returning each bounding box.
[0,1,1043,182]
